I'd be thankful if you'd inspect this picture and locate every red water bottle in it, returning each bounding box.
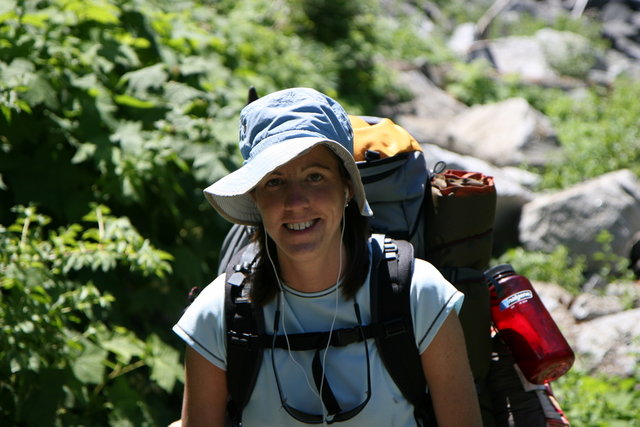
[486,264,575,384]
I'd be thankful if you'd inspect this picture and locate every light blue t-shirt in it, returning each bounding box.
[173,236,463,426]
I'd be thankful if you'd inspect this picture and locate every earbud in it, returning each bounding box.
[344,189,350,206]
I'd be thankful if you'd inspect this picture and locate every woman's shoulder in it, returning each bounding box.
[183,273,228,318]
[411,258,454,294]
[412,257,446,280]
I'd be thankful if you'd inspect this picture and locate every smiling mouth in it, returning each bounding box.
[285,220,316,231]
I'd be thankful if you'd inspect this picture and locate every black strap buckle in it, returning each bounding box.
[332,327,362,347]
[382,318,408,338]
[228,330,261,349]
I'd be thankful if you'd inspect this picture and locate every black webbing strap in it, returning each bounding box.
[371,237,436,426]
[439,266,486,285]
[250,321,403,350]
[224,245,264,426]
[312,348,342,418]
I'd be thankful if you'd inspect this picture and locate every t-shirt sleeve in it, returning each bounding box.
[172,274,227,370]
[410,258,464,354]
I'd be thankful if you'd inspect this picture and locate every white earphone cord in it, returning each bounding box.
[265,202,347,426]
[265,233,321,402]
[319,206,345,424]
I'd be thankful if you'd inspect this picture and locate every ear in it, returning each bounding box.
[344,182,353,203]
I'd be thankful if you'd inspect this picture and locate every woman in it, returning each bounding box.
[173,88,482,426]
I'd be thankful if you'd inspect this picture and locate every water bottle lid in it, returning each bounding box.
[485,263,515,280]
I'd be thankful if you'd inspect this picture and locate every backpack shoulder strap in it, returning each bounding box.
[370,236,436,426]
[224,243,264,425]
[217,224,256,275]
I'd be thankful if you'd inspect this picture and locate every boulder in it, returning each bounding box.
[533,280,640,378]
[535,28,604,79]
[570,292,626,321]
[470,36,558,81]
[519,169,640,273]
[448,22,477,56]
[387,69,467,146]
[570,308,640,377]
[442,97,560,167]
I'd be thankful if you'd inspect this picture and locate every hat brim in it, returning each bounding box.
[204,136,372,225]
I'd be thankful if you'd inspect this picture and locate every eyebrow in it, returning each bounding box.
[269,162,334,176]
[303,162,333,171]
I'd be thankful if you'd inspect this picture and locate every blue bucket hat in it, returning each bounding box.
[204,87,373,225]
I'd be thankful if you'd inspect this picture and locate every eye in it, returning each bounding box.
[265,177,283,188]
[307,172,324,183]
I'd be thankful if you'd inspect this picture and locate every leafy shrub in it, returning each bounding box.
[540,78,640,189]
[443,58,569,110]
[444,64,640,192]
[445,59,507,105]
[553,370,640,426]
[488,10,608,49]
[429,0,490,26]
[0,205,181,425]
[591,230,636,283]
[0,0,423,423]
[494,230,636,294]
[494,245,586,294]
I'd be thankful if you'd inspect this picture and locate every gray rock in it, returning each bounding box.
[570,292,626,321]
[535,28,603,79]
[449,22,477,56]
[570,308,640,377]
[605,281,640,307]
[389,69,467,146]
[519,169,640,273]
[442,97,561,167]
[589,49,640,84]
[474,36,558,81]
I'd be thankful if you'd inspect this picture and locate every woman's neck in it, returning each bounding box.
[277,244,348,293]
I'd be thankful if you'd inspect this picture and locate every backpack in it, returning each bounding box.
[211,114,568,426]
[349,116,496,398]
[213,115,493,424]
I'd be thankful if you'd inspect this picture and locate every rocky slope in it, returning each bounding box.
[379,0,640,378]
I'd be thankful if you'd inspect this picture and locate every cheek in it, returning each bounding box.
[315,187,342,209]
[253,190,276,217]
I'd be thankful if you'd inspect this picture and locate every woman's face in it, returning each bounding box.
[253,145,350,267]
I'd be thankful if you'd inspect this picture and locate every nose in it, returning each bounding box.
[283,183,308,210]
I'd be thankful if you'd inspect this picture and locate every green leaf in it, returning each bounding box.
[164,81,207,106]
[71,142,97,164]
[72,340,107,384]
[102,333,144,364]
[64,0,120,25]
[120,64,168,97]
[105,376,154,426]
[1,105,11,122]
[111,121,145,156]
[23,73,59,110]
[114,94,156,109]
[146,334,183,392]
